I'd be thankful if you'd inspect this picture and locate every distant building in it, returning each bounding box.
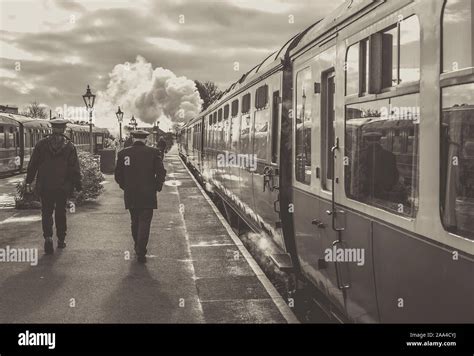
[0,105,19,114]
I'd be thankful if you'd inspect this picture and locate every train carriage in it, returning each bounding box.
[180,0,474,323]
[0,115,21,174]
[0,113,110,175]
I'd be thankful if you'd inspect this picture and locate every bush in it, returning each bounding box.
[15,151,105,209]
[73,151,105,204]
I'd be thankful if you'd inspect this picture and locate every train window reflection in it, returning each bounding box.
[254,109,269,160]
[231,99,239,117]
[381,16,420,88]
[399,15,420,83]
[295,67,312,185]
[443,0,473,72]
[231,114,240,151]
[0,126,4,148]
[240,114,251,155]
[441,83,474,240]
[346,43,359,96]
[345,94,420,217]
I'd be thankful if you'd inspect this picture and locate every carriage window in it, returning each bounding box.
[295,67,313,185]
[346,40,369,96]
[224,104,230,119]
[382,25,399,87]
[231,99,239,117]
[345,93,420,217]
[255,84,268,109]
[443,0,473,72]
[242,93,251,114]
[6,127,14,148]
[231,113,240,152]
[346,43,360,96]
[441,83,474,240]
[0,126,4,148]
[218,110,224,150]
[380,16,420,88]
[240,113,251,154]
[254,108,269,160]
[399,16,421,84]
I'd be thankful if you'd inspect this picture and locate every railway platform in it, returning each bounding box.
[0,146,297,323]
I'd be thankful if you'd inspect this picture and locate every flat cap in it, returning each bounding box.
[49,118,70,128]
[130,130,150,138]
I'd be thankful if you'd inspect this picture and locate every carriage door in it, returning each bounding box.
[318,68,351,316]
[322,71,336,192]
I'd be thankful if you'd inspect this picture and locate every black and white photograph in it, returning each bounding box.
[0,0,473,353]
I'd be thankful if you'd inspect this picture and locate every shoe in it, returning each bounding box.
[58,240,66,249]
[44,237,54,255]
[137,255,147,264]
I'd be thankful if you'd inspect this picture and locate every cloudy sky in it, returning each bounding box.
[0,0,343,131]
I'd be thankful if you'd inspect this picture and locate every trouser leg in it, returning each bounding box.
[40,193,55,239]
[129,209,139,252]
[54,191,68,241]
[136,209,153,257]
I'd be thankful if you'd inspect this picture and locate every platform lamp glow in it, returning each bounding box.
[153,120,160,145]
[116,106,124,143]
[129,115,137,131]
[82,85,96,153]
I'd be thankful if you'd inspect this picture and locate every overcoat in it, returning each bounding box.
[26,134,82,195]
[114,141,166,209]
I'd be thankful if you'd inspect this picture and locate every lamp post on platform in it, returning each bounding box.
[82,85,96,153]
[116,106,124,144]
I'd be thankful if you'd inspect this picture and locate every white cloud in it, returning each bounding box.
[0,40,39,61]
[146,37,193,53]
[0,68,17,78]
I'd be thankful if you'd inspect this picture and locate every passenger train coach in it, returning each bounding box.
[179,0,474,323]
[0,113,110,175]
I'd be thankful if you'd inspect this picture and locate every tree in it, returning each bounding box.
[22,101,48,119]
[194,80,222,112]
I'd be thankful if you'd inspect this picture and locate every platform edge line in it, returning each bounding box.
[178,156,299,324]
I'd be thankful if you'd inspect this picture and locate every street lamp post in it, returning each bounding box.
[116,106,124,145]
[82,85,96,154]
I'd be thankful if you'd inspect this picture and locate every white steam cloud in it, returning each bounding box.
[95,55,202,134]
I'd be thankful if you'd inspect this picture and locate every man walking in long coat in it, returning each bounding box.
[114,130,166,263]
[26,118,82,254]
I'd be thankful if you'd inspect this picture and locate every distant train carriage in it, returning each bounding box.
[0,113,110,175]
[180,0,474,323]
[0,115,21,174]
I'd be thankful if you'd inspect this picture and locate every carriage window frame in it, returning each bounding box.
[242,93,251,114]
[0,126,4,149]
[255,84,269,110]
[440,82,474,241]
[344,93,420,218]
[295,66,313,185]
[439,0,474,241]
[346,15,420,96]
[224,104,230,119]
[442,0,474,73]
[231,99,239,117]
[345,39,369,97]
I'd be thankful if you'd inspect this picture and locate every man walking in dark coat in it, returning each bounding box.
[26,119,82,254]
[114,130,167,263]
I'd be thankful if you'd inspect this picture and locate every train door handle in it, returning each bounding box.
[332,240,351,290]
[311,219,326,228]
[263,166,274,192]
